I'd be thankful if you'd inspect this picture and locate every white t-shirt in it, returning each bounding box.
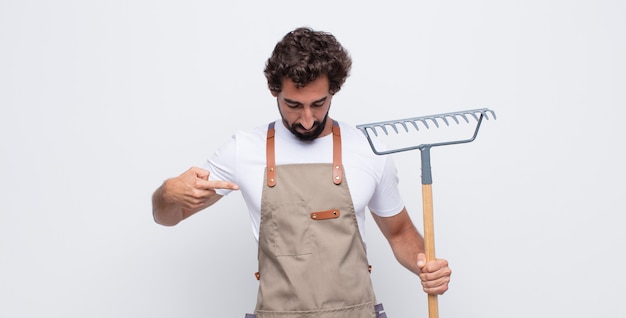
[205,119,405,241]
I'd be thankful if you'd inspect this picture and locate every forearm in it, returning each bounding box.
[388,222,425,275]
[372,209,425,276]
[152,183,185,226]
[374,209,452,295]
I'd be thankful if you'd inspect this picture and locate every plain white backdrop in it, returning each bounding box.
[1,0,625,317]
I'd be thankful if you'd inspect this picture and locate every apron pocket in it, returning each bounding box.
[266,200,313,256]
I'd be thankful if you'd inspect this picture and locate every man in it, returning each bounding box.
[152,27,451,318]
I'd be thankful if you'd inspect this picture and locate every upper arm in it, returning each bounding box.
[367,155,404,217]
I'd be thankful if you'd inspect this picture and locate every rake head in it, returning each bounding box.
[356,108,496,155]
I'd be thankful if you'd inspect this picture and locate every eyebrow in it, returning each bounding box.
[283,96,328,105]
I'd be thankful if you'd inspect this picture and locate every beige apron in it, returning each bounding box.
[246,121,386,318]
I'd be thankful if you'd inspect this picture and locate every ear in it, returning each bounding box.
[270,90,278,97]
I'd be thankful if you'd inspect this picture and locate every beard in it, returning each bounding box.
[278,104,330,142]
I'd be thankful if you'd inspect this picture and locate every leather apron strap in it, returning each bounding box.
[266,121,343,187]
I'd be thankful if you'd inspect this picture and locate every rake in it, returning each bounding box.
[356,108,496,318]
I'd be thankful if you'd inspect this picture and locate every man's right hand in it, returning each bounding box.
[152,167,239,225]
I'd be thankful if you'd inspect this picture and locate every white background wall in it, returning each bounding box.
[1,0,624,317]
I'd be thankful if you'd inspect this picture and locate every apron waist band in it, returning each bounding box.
[244,302,388,318]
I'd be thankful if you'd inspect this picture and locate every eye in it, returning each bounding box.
[285,102,301,109]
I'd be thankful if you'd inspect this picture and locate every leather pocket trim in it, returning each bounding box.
[310,209,340,220]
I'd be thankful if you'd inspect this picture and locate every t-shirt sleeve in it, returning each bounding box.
[204,134,237,196]
[367,155,405,217]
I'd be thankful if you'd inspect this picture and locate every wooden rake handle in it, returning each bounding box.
[422,183,438,318]
[420,147,438,318]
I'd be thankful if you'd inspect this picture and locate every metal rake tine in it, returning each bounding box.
[379,125,389,135]
[398,121,409,132]
[434,115,451,126]
[370,126,379,137]
[457,113,470,123]
[484,109,497,120]
[385,122,410,134]
[439,116,450,126]
[463,108,497,121]
[389,123,399,134]
[365,126,380,137]
[447,114,460,125]
[417,118,430,129]
[475,110,488,120]
[429,117,440,128]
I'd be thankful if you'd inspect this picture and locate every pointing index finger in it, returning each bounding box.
[201,179,239,191]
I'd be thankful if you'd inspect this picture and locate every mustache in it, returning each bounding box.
[287,112,329,141]
[292,121,320,131]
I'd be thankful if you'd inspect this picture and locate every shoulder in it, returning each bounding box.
[224,122,269,150]
[208,122,270,187]
[235,122,269,141]
[337,120,381,156]
[336,120,367,144]
[210,122,269,166]
[336,120,391,173]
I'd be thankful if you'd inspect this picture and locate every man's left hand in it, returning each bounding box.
[417,253,452,295]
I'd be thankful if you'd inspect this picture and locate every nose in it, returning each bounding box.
[301,107,314,130]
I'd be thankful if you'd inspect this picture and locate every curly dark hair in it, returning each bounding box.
[264,27,352,95]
